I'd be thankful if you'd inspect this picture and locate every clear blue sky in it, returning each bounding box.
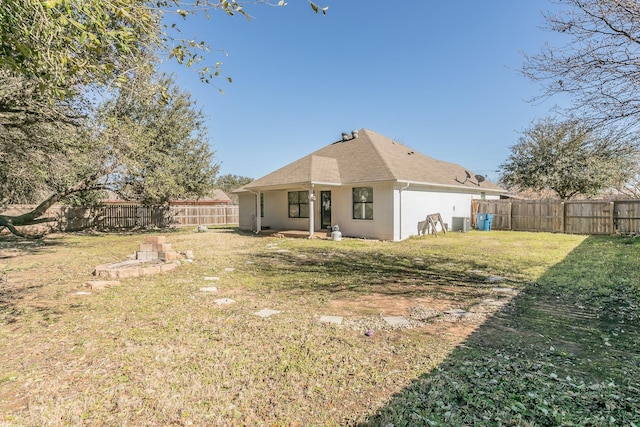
[161,1,566,183]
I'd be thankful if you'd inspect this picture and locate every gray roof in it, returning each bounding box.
[242,129,503,193]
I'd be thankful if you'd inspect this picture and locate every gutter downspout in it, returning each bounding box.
[308,184,315,239]
[249,190,261,234]
[399,182,410,240]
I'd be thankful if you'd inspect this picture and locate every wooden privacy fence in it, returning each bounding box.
[2,203,239,233]
[167,203,239,226]
[475,199,640,235]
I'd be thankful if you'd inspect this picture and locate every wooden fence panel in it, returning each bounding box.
[473,200,512,230]
[2,203,238,234]
[169,205,238,226]
[564,201,613,235]
[614,200,640,234]
[477,199,640,235]
[510,200,564,233]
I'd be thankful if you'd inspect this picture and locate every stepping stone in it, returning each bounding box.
[487,276,504,282]
[224,268,235,272]
[204,276,220,281]
[444,309,467,315]
[74,291,92,295]
[200,286,218,292]
[383,316,411,327]
[274,249,290,253]
[319,315,343,325]
[492,287,515,293]
[254,308,280,318]
[214,298,235,306]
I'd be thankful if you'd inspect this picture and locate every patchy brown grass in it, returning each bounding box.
[0,228,586,425]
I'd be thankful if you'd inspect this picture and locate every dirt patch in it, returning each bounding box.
[327,293,465,316]
[0,249,26,259]
[326,289,517,344]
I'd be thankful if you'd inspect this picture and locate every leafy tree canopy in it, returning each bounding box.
[0,69,218,237]
[499,117,636,200]
[214,174,253,203]
[0,0,327,99]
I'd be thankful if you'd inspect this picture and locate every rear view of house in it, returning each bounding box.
[235,129,503,241]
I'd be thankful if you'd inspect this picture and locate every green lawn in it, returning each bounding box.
[0,229,638,426]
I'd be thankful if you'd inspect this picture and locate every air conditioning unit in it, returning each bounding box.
[451,216,470,232]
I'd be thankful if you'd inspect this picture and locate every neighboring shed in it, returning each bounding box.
[235,129,504,241]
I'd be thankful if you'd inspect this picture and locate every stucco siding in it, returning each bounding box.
[240,185,499,240]
[325,184,394,240]
[238,192,256,231]
[394,186,500,240]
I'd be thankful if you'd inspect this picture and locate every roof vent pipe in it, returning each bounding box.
[352,130,359,139]
[341,132,349,141]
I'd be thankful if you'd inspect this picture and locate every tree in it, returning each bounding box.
[214,174,253,203]
[100,72,219,205]
[523,0,640,130]
[0,0,327,99]
[0,71,86,206]
[613,150,640,198]
[0,0,326,237]
[499,118,635,199]
[0,71,218,237]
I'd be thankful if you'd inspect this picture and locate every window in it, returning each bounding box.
[288,191,309,218]
[353,187,373,220]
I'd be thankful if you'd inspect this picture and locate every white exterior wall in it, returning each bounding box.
[238,192,256,231]
[394,185,500,240]
[262,190,309,231]
[325,183,394,241]
[238,184,394,240]
[240,185,499,241]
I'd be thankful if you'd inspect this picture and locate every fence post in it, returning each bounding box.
[610,201,615,235]
[561,202,566,233]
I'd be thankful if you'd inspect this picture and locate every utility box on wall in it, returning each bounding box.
[452,216,470,232]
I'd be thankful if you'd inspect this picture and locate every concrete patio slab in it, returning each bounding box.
[214,298,235,306]
[200,286,218,292]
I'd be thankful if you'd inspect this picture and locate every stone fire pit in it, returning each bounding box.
[93,236,184,279]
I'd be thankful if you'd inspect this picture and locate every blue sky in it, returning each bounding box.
[161,1,566,183]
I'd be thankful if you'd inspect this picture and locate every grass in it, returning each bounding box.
[0,228,638,426]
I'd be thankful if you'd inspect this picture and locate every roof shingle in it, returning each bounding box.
[243,129,503,192]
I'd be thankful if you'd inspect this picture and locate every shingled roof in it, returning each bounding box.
[243,129,503,192]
